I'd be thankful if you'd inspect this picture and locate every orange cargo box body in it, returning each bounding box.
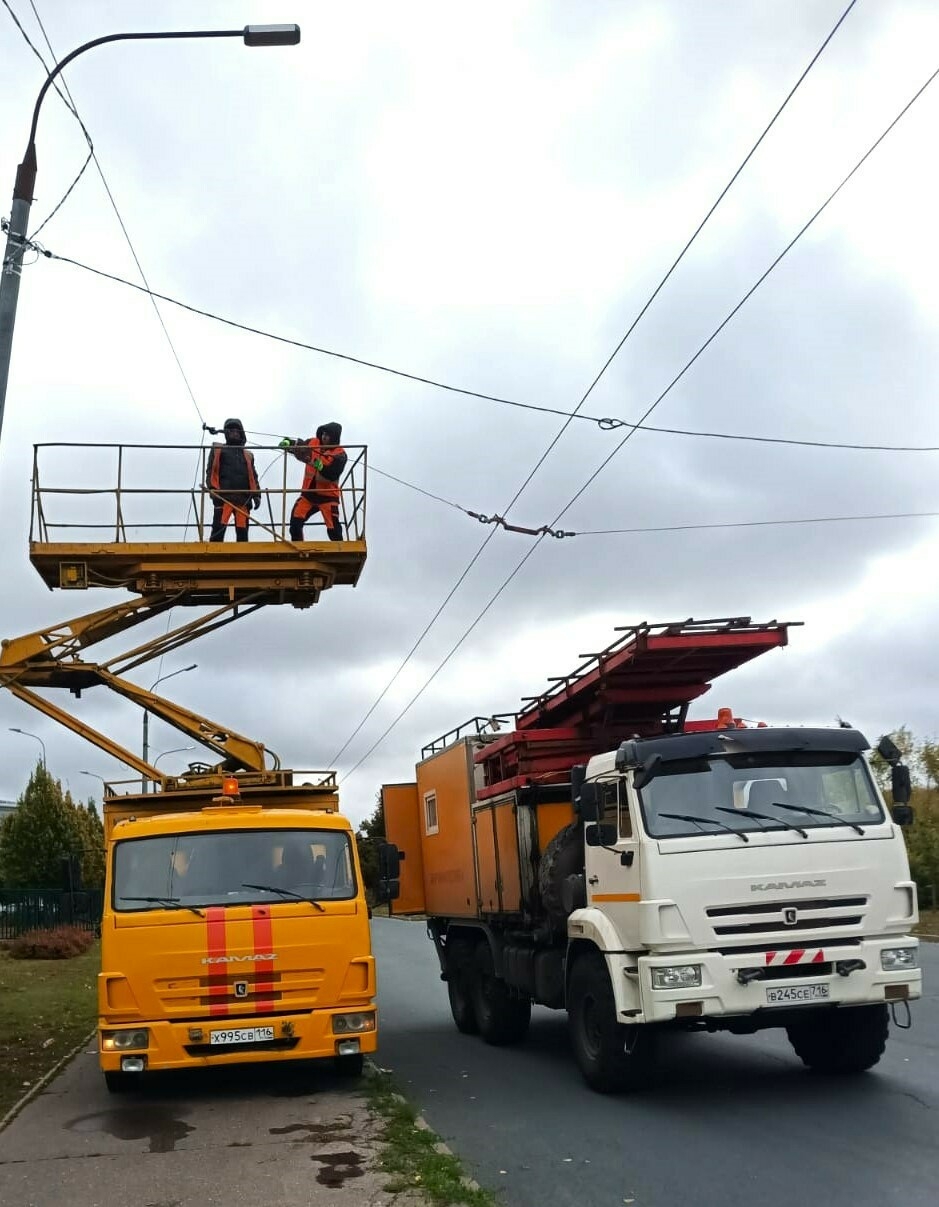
[383,737,578,921]
[416,740,479,918]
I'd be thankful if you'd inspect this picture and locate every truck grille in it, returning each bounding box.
[706,896,867,937]
[156,966,326,1015]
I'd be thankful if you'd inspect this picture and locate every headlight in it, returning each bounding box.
[881,947,917,971]
[651,965,702,990]
[101,1028,149,1051]
[332,1011,376,1034]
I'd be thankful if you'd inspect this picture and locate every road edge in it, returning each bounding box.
[0,1028,95,1134]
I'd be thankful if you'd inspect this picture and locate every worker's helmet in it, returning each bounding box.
[222,417,247,445]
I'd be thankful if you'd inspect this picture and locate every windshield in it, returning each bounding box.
[638,753,884,840]
[113,828,356,911]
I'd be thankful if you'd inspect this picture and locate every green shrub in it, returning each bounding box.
[9,926,95,960]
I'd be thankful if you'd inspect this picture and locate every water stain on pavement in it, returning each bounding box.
[310,1150,364,1187]
[66,1106,194,1154]
[269,1118,352,1142]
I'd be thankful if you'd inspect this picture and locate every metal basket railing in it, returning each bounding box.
[30,443,367,545]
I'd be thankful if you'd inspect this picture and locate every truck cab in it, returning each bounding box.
[99,771,376,1091]
[572,726,920,1070]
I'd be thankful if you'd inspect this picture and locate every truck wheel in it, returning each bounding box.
[334,1053,365,1078]
[445,937,479,1035]
[471,942,531,1046]
[104,1071,135,1094]
[786,1004,889,1073]
[568,952,652,1093]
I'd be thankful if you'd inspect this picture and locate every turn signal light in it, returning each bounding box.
[222,777,240,797]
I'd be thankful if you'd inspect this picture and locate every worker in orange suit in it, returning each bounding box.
[279,422,347,541]
[205,417,261,542]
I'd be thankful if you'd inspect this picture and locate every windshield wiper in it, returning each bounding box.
[120,895,204,917]
[241,883,326,911]
[658,812,749,842]
[715,806,808,839]
[765,801,865,836]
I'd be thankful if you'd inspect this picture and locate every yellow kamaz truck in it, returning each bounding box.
[100,768,375,1091]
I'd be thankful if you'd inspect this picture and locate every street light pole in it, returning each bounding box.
[142,663,197,791]
[154,745,196,768]
[10,726,46,768]
[0,23,300,439]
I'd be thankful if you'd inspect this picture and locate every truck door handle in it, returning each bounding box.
[588,876,599,885]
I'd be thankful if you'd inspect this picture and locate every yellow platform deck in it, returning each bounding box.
[29,539,367,607]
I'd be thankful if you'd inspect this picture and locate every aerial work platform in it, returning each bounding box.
[28,442,368,607]
[0,442,369,786]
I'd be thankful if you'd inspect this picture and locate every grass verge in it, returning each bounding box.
[0,942,98,1119]
[914,908,939,939]
[366,1068,497,1207]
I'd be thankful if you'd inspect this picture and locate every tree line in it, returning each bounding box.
[0,762,104,890]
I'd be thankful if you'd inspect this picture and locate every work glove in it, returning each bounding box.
[312,457,325,471]
[278,437,293,449]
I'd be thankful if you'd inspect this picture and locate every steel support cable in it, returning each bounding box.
[328,6,861,769]
[32,3,860,437]
[338,62,939,786]
[35,247,939,453]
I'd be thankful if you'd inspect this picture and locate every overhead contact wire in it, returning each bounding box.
[339,55,939,785]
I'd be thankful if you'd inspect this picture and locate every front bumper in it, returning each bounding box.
[630,937,922,1024]
[98,1006,377,1073]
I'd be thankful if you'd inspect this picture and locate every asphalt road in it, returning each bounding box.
[373,918,938,1207]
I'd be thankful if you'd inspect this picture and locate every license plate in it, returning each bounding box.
[209,1027,275,1045]
[765,983,830,1005]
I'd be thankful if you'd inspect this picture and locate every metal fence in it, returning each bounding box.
[0,889,103,940]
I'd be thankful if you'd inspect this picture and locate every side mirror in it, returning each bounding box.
[877,735,902,764]
[376,841,402,902]
[578,781,600,823]
[585,823,617,847]
[892,804,914,827]
[890,763,912,806]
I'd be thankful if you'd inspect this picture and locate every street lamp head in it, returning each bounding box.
[243,24,301,47]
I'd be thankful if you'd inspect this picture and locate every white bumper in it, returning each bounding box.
[625,936,921,1024]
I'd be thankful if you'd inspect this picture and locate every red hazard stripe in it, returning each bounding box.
[783,949,806,965]
[251,906,275,1015]
[812,949,826,963]
[765,951,776,965]
[206,907,229,1017]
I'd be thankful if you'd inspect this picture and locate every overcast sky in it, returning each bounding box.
[1,0,938,823]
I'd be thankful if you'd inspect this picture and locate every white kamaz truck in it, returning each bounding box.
[379,618,921,1091]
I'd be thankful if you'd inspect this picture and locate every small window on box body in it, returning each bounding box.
[424,790,439,836]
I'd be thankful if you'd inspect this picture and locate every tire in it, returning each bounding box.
[445,936,479,1035]
[334,1052,365,1078]
[786,1004,888,1073]
[470,941,531,1046]
[539,823,585,929]
[104,1071,136,1094]
[568,951,653,1093]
